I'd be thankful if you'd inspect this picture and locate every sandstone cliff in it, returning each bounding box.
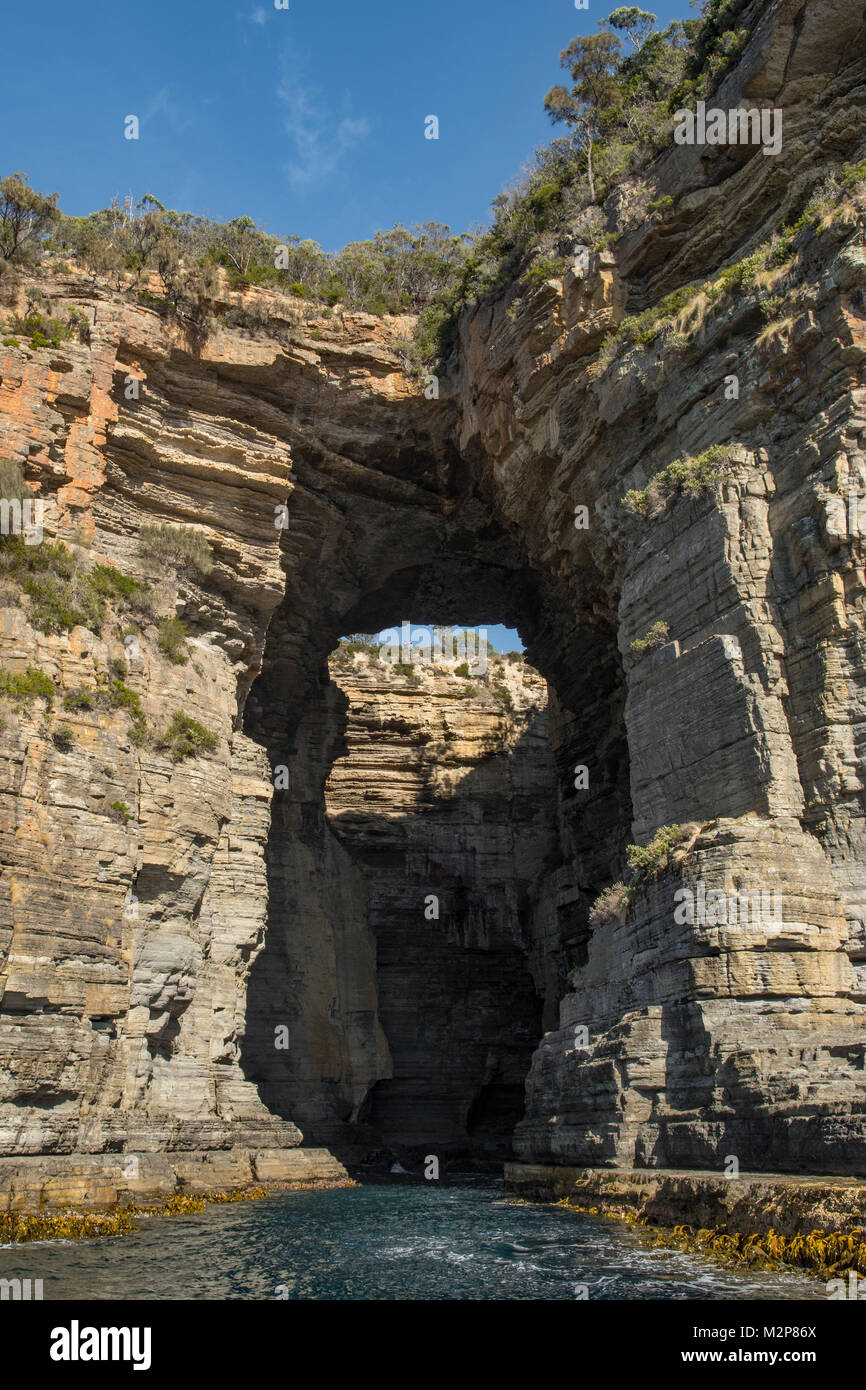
[1,0,866,1202]
[242,646,555,1161]
[456,0,866,1172]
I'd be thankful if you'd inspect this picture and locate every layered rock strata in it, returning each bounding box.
[505,1163,866,1241]
[240,647,555,1159]
[1,0,866,1201]
[458,0,866,1172]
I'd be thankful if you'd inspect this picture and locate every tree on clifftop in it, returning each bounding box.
[544,31,624,202]
[607,6,657,49]
[0,174,60,263]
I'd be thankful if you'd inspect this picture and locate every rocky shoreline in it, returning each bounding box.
[505,1163,866,1280]
[0,1177,359,1246]
[2,0,866,1198]
[0,1146,348,1213]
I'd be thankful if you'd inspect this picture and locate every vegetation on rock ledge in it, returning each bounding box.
[158,711,219,763]
[138,523,213,577]
[0,2,820,374]
[0,1179,359,1244]
[0,535,151,637]
[553,1196,866,1280]
[586,823,698,934]
[629,619,670,657]
[623,447,735,517]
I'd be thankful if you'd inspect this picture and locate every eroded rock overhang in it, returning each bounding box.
[1,0,866,1199]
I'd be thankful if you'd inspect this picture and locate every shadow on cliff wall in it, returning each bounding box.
[235,502,631,1169]
[240,685,565,1167]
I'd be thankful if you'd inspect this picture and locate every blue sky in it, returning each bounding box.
[374,624,525,655]
[4,0,695,252]
[5,0,696,653]
[480,624,523,654]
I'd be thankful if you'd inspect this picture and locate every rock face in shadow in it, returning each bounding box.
[1,0,866,1199]
[241,647,557,1163]
[453,0,866,1172]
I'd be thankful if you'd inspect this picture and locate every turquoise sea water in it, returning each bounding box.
[0,1183,823,1301]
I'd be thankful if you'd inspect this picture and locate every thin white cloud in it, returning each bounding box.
[142,88,171,123]
[141,88,192,134]
[235,7,269,33]
[277,56,370,194]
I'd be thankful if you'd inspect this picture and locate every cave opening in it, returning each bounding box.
[323,616,552,1166]
[239,504,632,1171]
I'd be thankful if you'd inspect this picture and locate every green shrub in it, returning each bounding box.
[630,620,670,658]
[525,254,569,285]
[463,683,478,697]
[157,617,190,664]
[588,881,635,928]
[64,306,89,342]
[0,665,55,702]
[454,662,471,678]
[92,674,148,742]
[52,723,76,752]
[88,563,150,611]
[10,311,72,350]
[63,687,95,711]
[107,800,132,825]
[100,676,143,716]
[0,535,73,579]
[622,446,733,518]
[129,714,149,746]
[159,711,218,763]
[840,156,866,191]
[626,823,692,879]
[708,252,765,301]
[138,524,213,576]
[615,285,697,352]
[758,291,786,322]
[393,661,421,682]
[336,636,379,656]
[0,539,147,635]
[22,571,104,634]
[583,826,696,956]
